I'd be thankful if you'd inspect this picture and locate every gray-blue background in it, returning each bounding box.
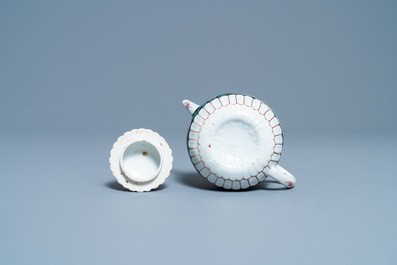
[1,1,396,264]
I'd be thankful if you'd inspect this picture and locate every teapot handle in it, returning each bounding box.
[266,165,296,188]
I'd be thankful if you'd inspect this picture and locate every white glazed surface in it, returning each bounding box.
[188,94,283,190]
[110,129,173,192]
[120,141,162,182]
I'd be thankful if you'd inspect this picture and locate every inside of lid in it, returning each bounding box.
[120,141,162,183]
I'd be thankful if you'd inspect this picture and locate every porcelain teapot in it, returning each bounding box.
[183,93,296,190]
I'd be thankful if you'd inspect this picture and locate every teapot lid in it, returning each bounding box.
[110,129,173,192]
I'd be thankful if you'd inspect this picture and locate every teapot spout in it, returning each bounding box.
[182,99,199,115]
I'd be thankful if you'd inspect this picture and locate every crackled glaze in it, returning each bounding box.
[183,93,295,190]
